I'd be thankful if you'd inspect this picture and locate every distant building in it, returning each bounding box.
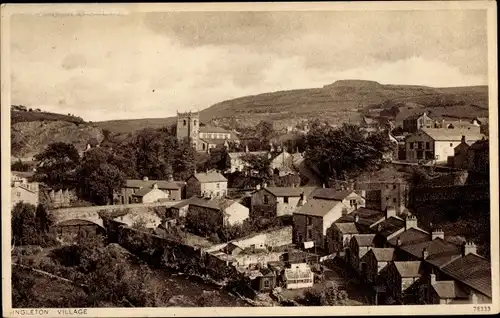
[185,170,228,198]
[11,171,39,207]
[227,149,267,173]
[360,248,396,284]
[292,189,366,250]
[405,128,485,164]
[120,176,185,204]
[186,197,249,229]
[354,180,409,216]
[250,186,317,218]
[348,234,377,274]
[176,111,238,153]
[403,112,435,133]
[466,139,489,174]
[386,261,422,303]
[269,149,303,177]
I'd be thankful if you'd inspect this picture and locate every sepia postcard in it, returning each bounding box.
[1,2,499,317]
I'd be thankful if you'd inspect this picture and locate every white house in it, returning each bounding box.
[405,128,484,164]
[131,183,170,204]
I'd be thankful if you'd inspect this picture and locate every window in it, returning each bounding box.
[393,184,397,190]
[193,119,197,126]
[216,183,220,189]
[450,143,453,147]
[284,196,289,204]
[307,216,312,225]
[264,195,269,204]
[350,199,356,207]
[306,229,312,240]
[183,120,187,126]
[16,192,20,197]
[425,142,430,149]
[263,280,270,288]
[410,142,414,150]
[393,198,397,203]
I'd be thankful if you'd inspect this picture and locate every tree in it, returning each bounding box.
[34,142,80,188]
[302,281,348,306]
[173,141,196,180]
[11,202,37,246]
[76,148,126,205]
[11,159,31,172]
[241,153,272,180]
[255,120,275,142]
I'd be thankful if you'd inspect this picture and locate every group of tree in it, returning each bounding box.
[304,123,392,182]
[32,126,230,205]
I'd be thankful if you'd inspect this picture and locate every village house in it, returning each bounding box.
[110,208,163,229]
[348,234,377,273]
[328,207,386,254]
[227,148,267,173]
[439,248,492,304]
[360,116,380,133]
[386,261,422,303]
[435,119,481,133]
[293,189,365,250]
[449,136,473,169]
[372,213,410,247]
[360,248,396,284]
[250,186,316,218]
[352,179,409,216]
[466,139,489,174]
[11,171,39,207]
[185,170,228,198]
[119,176,186,204]
[405,128,484,164]
[283,262,315,289]
[269,148,304,177]
[186,197,249,230]
[402,112,435,133]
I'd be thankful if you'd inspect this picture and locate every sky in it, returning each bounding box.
[10,9,489,121]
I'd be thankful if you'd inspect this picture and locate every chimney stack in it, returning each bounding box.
[300,192,307,205]
[461,135,466,143]
[263,182,268,188]
[431,229,445,241]
[354,214,359,223]
[322,183,326,189]
[256,184,261,191]
[167,173,174,182]
[386,206,396,219]
[422,248,429,259]
[405,215,418,230]
[143,176,149,181]
[463,241,477,256]
[430,273,436,285]
[396,237,402,247]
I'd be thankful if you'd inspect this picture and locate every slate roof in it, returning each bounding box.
[191,171,227,183]
[469,139,489,150]
[334,222,361,235]
[336,207,385,227]
[375,217,405,237]
[352,234,376,247]
[311,188,357,201]
[397,237,463,268]
[131,187,156,197]
[294,198,342,217]
[368,248,396,262]
[432,281,468,299]
[264,186,316,198]
[421,128,484,142]
[170,197,196,209]
[388,228,431,247]
[199,126,232,133]
[124,179,185,190]
[393,261,422,278]
[189,197,236,211]
[441,253,492,298]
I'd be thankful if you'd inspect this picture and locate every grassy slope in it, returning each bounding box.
[11,110,85,125]
[95,80,489,134]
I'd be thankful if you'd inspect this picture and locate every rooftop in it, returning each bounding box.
[263,186,316,198]
[398,237,463,268]
[441,253,492,298]
[375,217,405,237]
[189,197,236,211]
[388,228,430,247]
[421,128,484,142]
[192,171,227,183]
[199,138,229,145]
[132,187,157,197]
[199,125,232,133]
[294,198,342,217]
[432,281,468,299]
[334,222,364,235]
[367,248,396,262]
[336,207,385,227]
[124,179,185,190]
[393,261,422,278]
[311,188,358,201]
[352,234,376,247]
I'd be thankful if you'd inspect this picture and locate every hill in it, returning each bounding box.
[95,80,489,134]
[12,121,104,159]
[11,107,85,125]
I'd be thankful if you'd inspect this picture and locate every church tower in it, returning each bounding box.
[176,111,200,149]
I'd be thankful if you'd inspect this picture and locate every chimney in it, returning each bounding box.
[431,229,444,240]
[256,184,261,191]
[461,135,466,143]
[143,176,149,181]
[167,173,174,182]
[245,144,249,153]
[377,224,383,233]
[386,206,396,219]
[354,214,359,223]
[430,273,436,285]
[263,182,268,188]
[463,241,477,256]
[206,169,209,174]
[396,237,402,247]
[300,192,307,205]
[422,248,429,259]
[152,183,158,189]
[405,215,418,230]
[322,183,326,189]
